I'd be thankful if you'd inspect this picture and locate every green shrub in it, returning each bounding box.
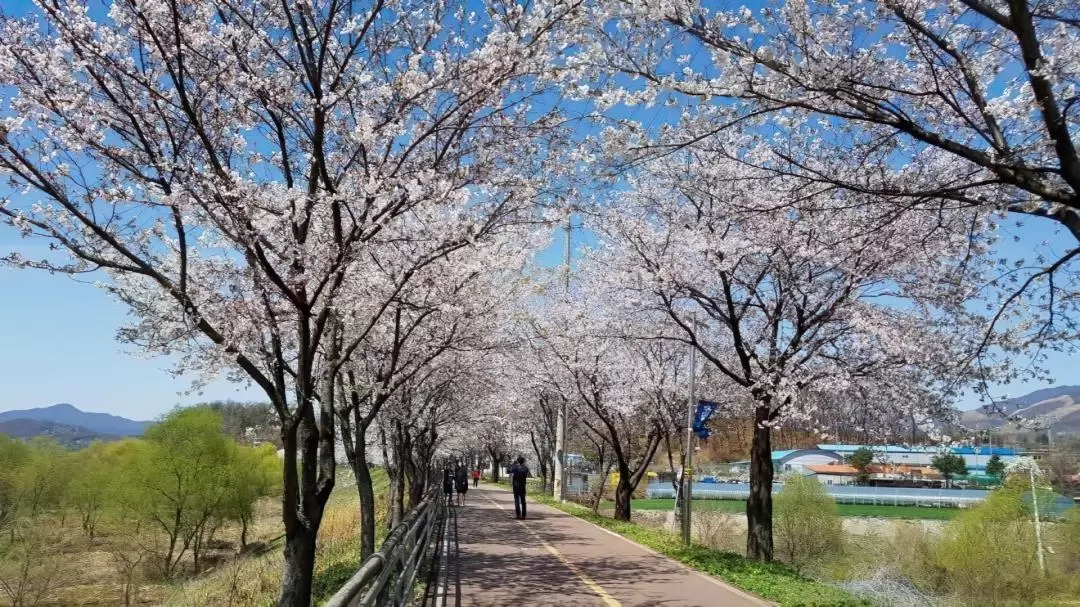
[890,522,948,595]
[935,483,1048,604]
[1058,507,1080,574]
[774,475,842,572]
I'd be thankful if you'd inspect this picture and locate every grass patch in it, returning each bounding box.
[312,468,390,604]
[630,498,961,520]
[168,467,389,606]
[526,492,867,606]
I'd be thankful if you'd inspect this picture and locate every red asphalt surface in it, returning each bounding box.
[437,486,769,607]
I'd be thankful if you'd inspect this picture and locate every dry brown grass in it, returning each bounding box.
[166,475,387,607]
[1,469,390,607]
[0,498,285,607]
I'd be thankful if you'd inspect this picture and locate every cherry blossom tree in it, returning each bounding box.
[377,362,485,527]
[585,144,985,560]
[573,0,1080,408]
[0,0,581,602]
[525,390,560,492]
[335,235,534,556]
[520,290,695,520]
[475,403,515,483]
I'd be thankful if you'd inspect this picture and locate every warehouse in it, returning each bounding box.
[726,444,1020,482]
[817,444,1019,475]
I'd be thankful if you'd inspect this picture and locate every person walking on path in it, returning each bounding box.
[471,468,481,488]
[507,456,531,519]
[455,461,470,506]
[442,463,455,506]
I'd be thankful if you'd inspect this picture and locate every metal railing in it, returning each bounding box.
[325,488,444,607]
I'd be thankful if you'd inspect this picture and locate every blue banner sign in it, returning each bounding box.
[693,400,718,439]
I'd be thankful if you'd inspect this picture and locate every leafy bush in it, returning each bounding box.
[774,475,842,572]
[889,522,948,595]
[1060,507,1080,574]
[935,482,1049,604]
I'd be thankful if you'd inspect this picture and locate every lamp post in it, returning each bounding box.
[553,211,572,502]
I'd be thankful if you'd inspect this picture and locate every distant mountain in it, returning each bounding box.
[0,419,120,448]
[960,385,1080,434]
[0,403,150,436]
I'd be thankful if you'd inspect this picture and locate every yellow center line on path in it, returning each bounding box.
[481,492,621,607]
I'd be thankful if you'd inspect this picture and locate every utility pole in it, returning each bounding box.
[681,312,697,546]
[553,212,571,502]
[1029,463,1046,575]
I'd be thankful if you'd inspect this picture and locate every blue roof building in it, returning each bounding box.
[812,444,1018,474]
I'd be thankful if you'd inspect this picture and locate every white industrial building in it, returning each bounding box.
[727,444,1019,483]
[817,444,1018,474]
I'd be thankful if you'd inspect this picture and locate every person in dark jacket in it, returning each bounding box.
[507,456,531,519]
[454,461,469,506]
[442,464,454,505]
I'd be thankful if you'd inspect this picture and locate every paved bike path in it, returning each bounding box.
[442,486,768,606]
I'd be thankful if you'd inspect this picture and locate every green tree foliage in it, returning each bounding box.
[92,407,283,577]
[0,436,31,532]
[1060,508,1080,575]
[849,448,874,486]
[773,475,842,572]
[936,480,1050,603]
[15,438,70,520]
[985,454,1006,481]
[129,407,234,576]
[0,407,283,586]
[0,438,71,607]
[66,441,117,539]
[219,444,282,548]
[931,453,968,488]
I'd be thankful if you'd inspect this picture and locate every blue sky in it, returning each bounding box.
[0,264,264,420]
[0,0,1074,420]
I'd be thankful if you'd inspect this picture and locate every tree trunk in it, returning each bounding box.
[592,461,613,515]
[407,467,426,508]
[277,398,330,607]
[746,406,774,562]
[193,523,202,574]
[614,472,633,521]
[278,525,317,606]
[406,433,432,509]
[388,466,404,529]
[529,430,551,493]
[352,442,377,560]
[489,450,501,483]
[403,453,419,508]
[389,423,407,529]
